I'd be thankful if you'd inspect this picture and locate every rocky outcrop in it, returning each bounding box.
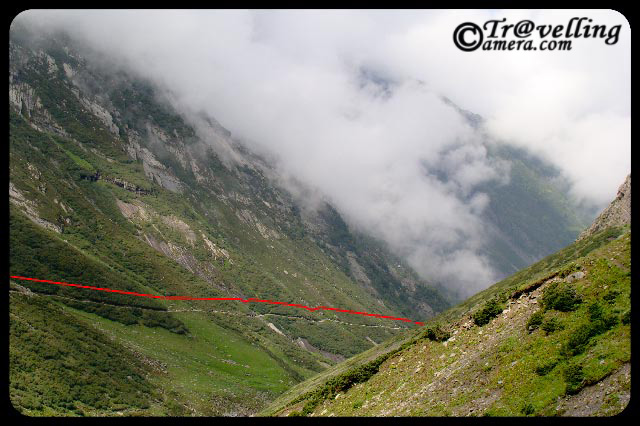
[9,82,41,116]
[161,215,197,246]
[201,233,231,261]
[235,208,282,240]
[39,51,58,74]
[577,175,631,241]
[104,176,153,195]
[124,130,184,193]
[81,171,153,195]
[9,80,68,137]
[116,199,151,221]
[78,96,119,136]
[9,182,62,233]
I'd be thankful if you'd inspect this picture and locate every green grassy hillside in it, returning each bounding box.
[263,226,630,416]
[10,289,158,416]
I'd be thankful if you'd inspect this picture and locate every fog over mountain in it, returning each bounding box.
[15,9,630,296]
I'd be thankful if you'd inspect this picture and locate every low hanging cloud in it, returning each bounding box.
[14,10,630,297]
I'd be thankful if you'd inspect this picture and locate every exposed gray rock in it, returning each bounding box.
[124,131,184,193]
[78,96,119,135]
[565,271,586,283]
[62,62,75,79]
[9,182,62,233]
[9,82,41,117]
[578,175,631,241]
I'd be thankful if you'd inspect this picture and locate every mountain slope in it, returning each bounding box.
[262,178,631,417]
[9,21,603,417]
[9,23,448,416]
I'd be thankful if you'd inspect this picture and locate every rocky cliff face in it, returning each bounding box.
[578,175,631,241]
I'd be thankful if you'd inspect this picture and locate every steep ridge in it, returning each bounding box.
[263,176,630,417]
[578,174,631,241]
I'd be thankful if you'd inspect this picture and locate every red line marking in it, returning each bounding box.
[10,275,426,326]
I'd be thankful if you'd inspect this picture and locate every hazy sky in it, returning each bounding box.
[14,10,630,296]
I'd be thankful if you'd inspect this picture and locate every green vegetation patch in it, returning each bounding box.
[422,324,451,342]
[526,310,544,332]
[562,303,619,357]
[287,335,424,416]
[61,298,188,334]
[9,292,156,416]
[563,363,585,395]
[540,317,564,335]
[541,282,582,312]
[291,350,395,416]
[473,298,504,326]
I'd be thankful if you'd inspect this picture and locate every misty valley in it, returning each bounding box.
[8,10,630,418]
